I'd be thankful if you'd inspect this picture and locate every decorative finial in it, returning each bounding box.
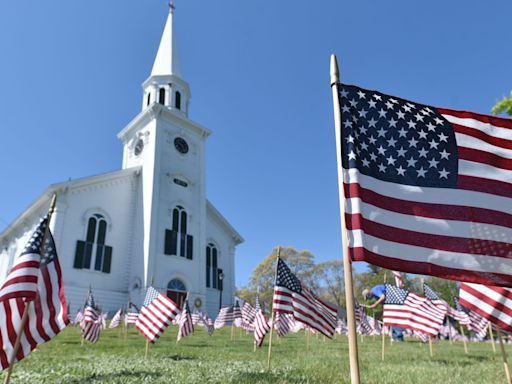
[169,0,175,13]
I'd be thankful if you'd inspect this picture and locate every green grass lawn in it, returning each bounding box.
[3,326,511,383]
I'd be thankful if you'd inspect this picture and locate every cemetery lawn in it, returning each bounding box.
[3,326,510,383]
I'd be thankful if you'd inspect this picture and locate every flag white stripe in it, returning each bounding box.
[349,229,512,275]
[343,169,512,215]
[347,197,512,242]
[442,114,512,140]
[456,133,512,159]
[459,159,512,183]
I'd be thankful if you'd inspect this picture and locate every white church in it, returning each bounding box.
[0,6,243,317]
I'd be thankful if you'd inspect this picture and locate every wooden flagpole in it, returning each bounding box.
[497,327,512,384]
[459,324,468,354]
[266,247,280,371]
[428,336,434,358]
[4,194,57,384]
[446,317,452,345]
[489,322,497,353]
[381,273,387,360]
[144,340,150,359]
[331,54,360,384]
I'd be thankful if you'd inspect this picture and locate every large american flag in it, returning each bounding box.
[338,84,512,286]
[0,217,69,369]
[135,286,181,343]
[459,282,510,333]
[383,284,446,337]
[80,290,101,343]
[272,258,337,338]
[177,301,194,341]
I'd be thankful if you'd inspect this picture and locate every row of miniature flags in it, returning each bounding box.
[1,207,512,373]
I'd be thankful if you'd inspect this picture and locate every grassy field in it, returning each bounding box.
[2,326,511,383]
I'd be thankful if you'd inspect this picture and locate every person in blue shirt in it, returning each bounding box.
[362,284,404,341]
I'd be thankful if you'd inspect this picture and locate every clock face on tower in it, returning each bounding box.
[134,139,144,156]
[174,137,189,154]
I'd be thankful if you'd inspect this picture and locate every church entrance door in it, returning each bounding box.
[167,278,187,308]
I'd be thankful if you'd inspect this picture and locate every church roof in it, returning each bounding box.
[151,5,181,78]
[0,167,141,240]
[206,200,244,245]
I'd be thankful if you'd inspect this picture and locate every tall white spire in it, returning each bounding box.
[151,3,182,78]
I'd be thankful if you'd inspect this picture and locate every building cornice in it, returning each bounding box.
[117,103,211,143]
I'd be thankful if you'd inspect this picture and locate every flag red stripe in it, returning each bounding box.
[438,108,512,129]
[459,147,512,171]
[451,123,512,150]
[42,267,59,335]
[457,175,512,199]
[344,182,512,229]
[350,247,512,287]
[347,212,512,258]
[8,261,40,274]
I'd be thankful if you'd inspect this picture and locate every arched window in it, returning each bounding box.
[74,213,112,273]
[167,278,187,307]
[175,91,181,110]
[158,88,165,105]
[206,243,219,289]
[164,206,193,259]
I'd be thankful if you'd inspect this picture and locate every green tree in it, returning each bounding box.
[311,260,345,307]
[248,246,315,312]
[492,92,512,116]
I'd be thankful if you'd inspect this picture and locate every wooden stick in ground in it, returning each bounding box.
[331,53,360,384]
[497,327,512,384]
[381,324,386,361]
[489,322,497,353]
[4,194,57,384]
[446,317,452,345]
[428,336,434,358]
[459,324,468,354]
[145,339,150,359]
[266,247,280,371]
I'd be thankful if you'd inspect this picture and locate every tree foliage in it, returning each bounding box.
[311,260,344,307]
[492,92,512,117]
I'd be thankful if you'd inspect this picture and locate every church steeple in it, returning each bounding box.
[142,3,190,116]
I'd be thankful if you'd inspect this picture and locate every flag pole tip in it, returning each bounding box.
[330,54,339,86]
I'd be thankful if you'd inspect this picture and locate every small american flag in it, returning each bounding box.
[337,84,512,287]
[272,258,337,337]
[232,301,242,327]
[214,305,234,329]
[355,301,373,335]
[452,297,471,326]
[459,283,507,334]
[241,302,257,327]
[0,216,69,369]
[135,286,181,343]
[73,309,84,325]
[384,284,446,337]
[81,290,101,343]
[203,313,214,336]
[177,301,194,341]
[109,309,123,329]
[392,271,404,288]
[254,306,270,348]
[274,313,294,337]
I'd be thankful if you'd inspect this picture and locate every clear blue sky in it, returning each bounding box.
[0,1,510,287]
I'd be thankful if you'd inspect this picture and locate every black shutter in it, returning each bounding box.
[165,229,178,255]
[73,240,85,269]
[186,235,193,260]
[102,246,112,273]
